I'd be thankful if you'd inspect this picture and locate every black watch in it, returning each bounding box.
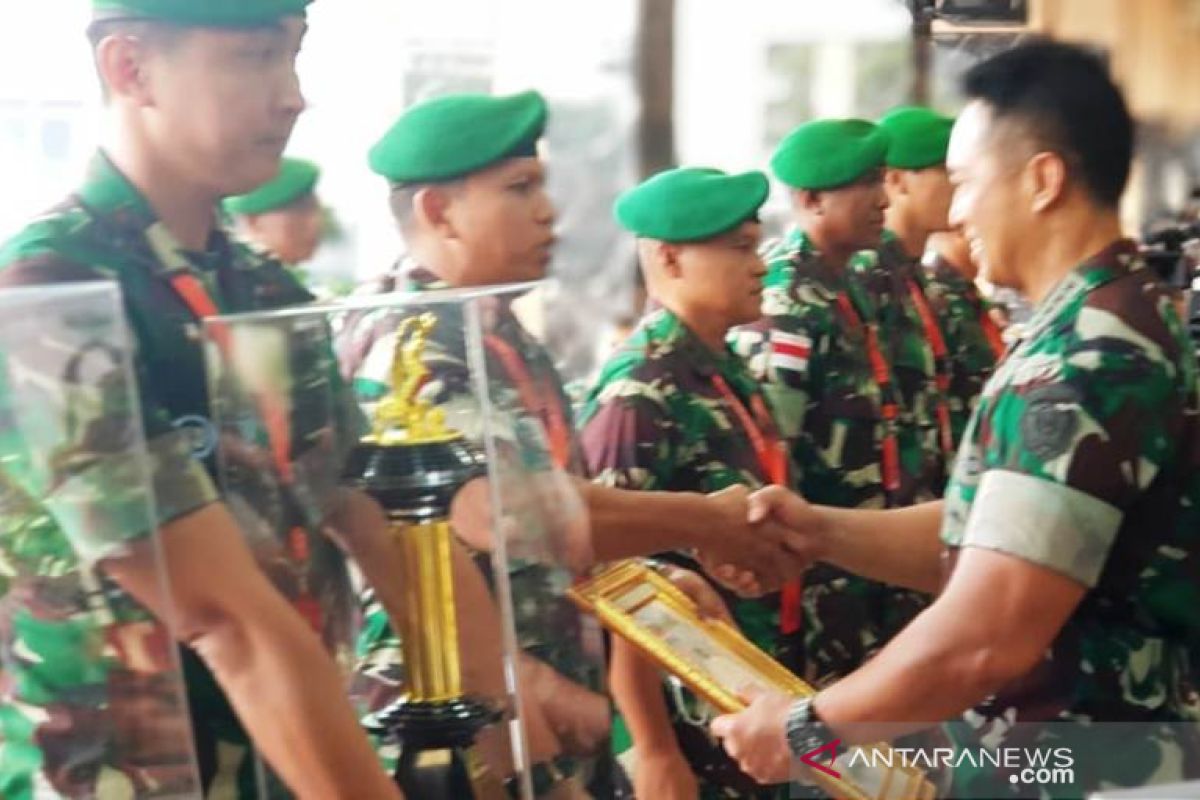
[785,696,836,759]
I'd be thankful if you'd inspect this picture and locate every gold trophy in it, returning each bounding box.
[341,313,498,798]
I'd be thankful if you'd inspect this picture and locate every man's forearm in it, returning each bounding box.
[107,504,401,800]
[610,637,682,753]
[190,596,402,799]
[580,481,715,561]
[811,600,1006,745]
[818,501,945,593]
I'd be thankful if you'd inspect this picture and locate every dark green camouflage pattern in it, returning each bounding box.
[0,152,315,799]
[921,252,1000,450]
[730,229,932,688]
[580,307,794,798]
[940,240,1200,795]
[850,231,948,492]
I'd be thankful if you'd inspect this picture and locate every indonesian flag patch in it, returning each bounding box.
[769,330,812,377]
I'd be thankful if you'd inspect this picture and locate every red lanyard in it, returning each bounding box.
[709,374,787,487]
[168,271,323,634]
[483,333,572,471]
[709,372,803,635]
[833,292,902,493]
[905,279,955,457]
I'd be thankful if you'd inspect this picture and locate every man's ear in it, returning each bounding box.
[413,185,458,240]
[238,214,263,238]
[96,34,157,107]
[658,241,686,279]
[885,167,909,199]
[795,188,823,216]
[1026,151,1069,215]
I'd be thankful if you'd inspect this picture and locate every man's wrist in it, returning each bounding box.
[785,695,836,758]
[680,491,721,551]
[811,505,840,565]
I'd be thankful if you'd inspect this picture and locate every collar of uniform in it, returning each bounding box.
[78,150,239,277]
[927,254,975,294]
[400,261,452,292]
[883,235,926,287]
[639,307,757,393]
[784,227,813,259]
[400,262,528,341]
[786,228,852,295]
[1073,238,1142,287]
[1023,238,1142,343]
[875,231,922,279]
[77,151,153,224]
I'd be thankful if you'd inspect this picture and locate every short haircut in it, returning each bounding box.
[387,180,464,236]
[87,17,187,51]
[963,39,1134,209]
[87,18,187,100]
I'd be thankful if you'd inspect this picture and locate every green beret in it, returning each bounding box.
[615,167,769,243]
[223,158,319,216]
[369,91,548,184]
[92,0,312,27]
[770,119,889,190]
[878,106,955,170]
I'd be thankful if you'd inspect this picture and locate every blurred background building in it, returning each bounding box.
[0,0,1197,379]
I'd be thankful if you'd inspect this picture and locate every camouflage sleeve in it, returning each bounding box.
[730,282,816,444]
[578,377,674,491]
[955,295,1183,587]
[0,255,217,563]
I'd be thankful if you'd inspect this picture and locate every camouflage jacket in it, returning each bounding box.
[732,229,934,509]
[578,307,790,655]
[941,239,1200,792]
[578,308,793,798]
[850,232,949,491]
[731,229,931,686]
[0,153,314,799]
[921,252,1000,449]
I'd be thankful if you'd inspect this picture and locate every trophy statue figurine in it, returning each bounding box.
[342,312,498,798]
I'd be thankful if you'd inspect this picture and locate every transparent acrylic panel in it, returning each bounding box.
[206,283,583,798]
[464,287,612,798]
[0,282,202,799]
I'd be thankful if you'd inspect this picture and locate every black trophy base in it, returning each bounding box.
[377,697,499,799]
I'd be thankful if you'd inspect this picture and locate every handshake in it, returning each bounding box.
[692,485,829,597]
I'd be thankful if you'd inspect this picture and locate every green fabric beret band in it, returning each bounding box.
[92,0,312,27]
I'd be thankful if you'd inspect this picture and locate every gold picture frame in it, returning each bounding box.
[569,560,937,800]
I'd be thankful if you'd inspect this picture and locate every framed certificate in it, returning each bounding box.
[569,560,937,800]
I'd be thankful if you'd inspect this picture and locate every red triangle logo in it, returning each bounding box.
[800,738,842,779]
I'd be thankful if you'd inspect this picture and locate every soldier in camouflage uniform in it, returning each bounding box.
[345,94,815,798]
[730,119,932,689]
[344,90,612,798]
[853,106,994,475]
[922,230,1003,447]
[712,41,1200,798]
[848,107,961,493]
[580,168,789,799]
[0,3,401,799]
